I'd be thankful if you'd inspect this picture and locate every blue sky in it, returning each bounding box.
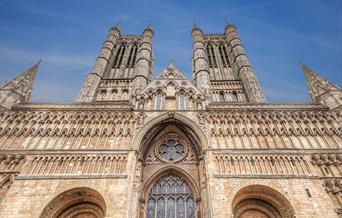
[0,0,341,103]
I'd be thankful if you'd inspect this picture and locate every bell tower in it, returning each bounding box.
[76,23,153,103]
[191,21,266,103]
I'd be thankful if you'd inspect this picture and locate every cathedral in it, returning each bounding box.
[0,21,341,218]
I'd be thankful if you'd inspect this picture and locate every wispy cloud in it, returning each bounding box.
[0,46,94,73]
[0,46,94,102]
[0,0,340,103]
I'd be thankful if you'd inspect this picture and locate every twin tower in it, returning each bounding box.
[76,22,267,105]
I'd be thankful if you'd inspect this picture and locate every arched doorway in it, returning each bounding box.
[135,113,208,218]
[40,187,106,218]
[232,185,295,218]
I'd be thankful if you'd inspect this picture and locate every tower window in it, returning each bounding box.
[131,44,138,66]
[219,45,227,67]
[179,93,185,110]
[223,46,230,65]
[206,46,213,67]
[219,91,225,102]
[113,46,122,68]
[156,93,162,110]
[210,45,217,67]
[118,45,126,66]
[126,45,134,67]
[232,91,238,102]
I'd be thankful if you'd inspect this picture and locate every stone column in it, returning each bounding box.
[132,25,154,94]
[192,23,211,95]
[224,23,266,103]
[76,24,121,102]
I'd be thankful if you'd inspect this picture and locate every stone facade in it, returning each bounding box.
[0,22,341,218]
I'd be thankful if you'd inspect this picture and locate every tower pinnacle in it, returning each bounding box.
[0,60,41,109]
[301,63,342,111]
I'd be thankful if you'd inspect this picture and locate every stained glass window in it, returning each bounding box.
[146,174,195,218]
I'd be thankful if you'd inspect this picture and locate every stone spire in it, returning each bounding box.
[301,63,342,111]
[0,60,41,110]
[224,22,266,103]
[191,22,211,94]
[132,24,154,94]
[76,22,121,102]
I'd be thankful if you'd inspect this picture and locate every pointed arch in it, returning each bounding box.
[132,112,208,154]
[142,165,200,200]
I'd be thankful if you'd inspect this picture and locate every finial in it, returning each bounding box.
[110,19,121,32]
[145,20,152,30]
[115,19,122,28]
[167,60,175,69]
[298,60,305,67]
[225,18,229,26]
[37,59,42,65]
[192,19,197,28]
[298,60,310,71]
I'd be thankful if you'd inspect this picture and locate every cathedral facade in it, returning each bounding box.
[0,22,341,218]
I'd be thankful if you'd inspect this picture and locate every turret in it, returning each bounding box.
[191,22,211,95]
[76,23,121,102]
[0,60,40,110]
[224,22,266,103]
[302,63,342,111]
[132,24,154,94]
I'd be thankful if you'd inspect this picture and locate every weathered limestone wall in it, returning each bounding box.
[0,178,129,218]
[208,177,339,218]
[0,108,341,217]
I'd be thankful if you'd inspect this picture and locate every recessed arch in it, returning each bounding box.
[141,166,199,218]
[132,112,208,153]
[142,165,200,200]
[40,187,106,218]
[135,113,207,218]
[232,185,295,218]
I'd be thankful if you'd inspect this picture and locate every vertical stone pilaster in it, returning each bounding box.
[132,25,154,95]
[192,24,211,95]
[76,25,121,102]
[224,24,266,103]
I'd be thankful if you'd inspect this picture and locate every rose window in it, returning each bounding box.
[157,139,185,162]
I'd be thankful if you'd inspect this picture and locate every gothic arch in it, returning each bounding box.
[132,112,208,153]
[134,112,209,218]
[140,166,200,218]
[232,185,295,218]
[142,166,200,200]
[40,187,106,218]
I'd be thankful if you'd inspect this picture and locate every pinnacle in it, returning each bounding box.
[224,18,229,26]
[110,19,121,32]
[167,60,175,69]
[300,62,319,84]
[192,19,197,29]
[146,21,152,30]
